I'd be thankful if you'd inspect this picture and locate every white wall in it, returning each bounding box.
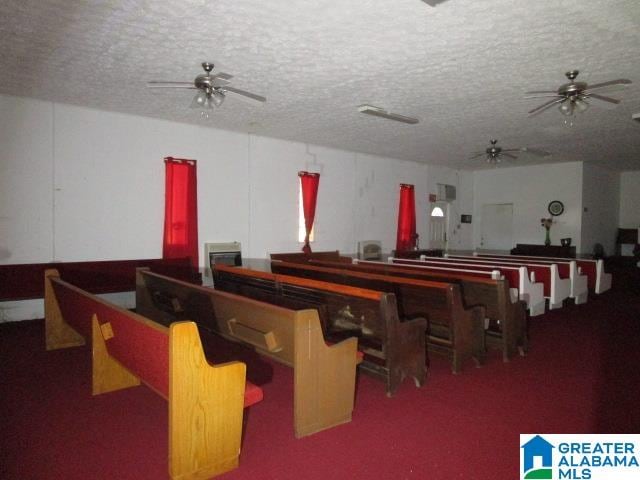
[0,94,443,320]
[581,163,620,256]
[619,171,640,229]
[425,165,474,251]
[473,162,584,252]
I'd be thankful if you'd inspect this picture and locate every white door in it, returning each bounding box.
[480,203,513,251]
[429,202,448,250]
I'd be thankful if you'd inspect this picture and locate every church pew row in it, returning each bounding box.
[472,253,612,294]
[393,256,570,311]
[135,268,361,437]
[270,250,353,264]
[447,254,588,304]
[383,258,546,316]
[212,264,427,396]
[438,255,589,308]
[44,269,262,480]
[311,259,528,361]
[268,260,486,373]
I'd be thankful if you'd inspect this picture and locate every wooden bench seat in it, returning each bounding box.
[212,264,427,397]
[136,268,361,436]
[44,269,259,480]
[269,260,486,374]
[311,258,528,362]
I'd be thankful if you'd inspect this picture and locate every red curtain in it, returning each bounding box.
[163,157,198,268]
[396,183,417,252]
[299,171,320,254]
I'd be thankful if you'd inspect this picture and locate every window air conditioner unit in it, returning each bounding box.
[437,184,456,201]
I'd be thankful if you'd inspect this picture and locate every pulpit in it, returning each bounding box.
[510,244,575,258]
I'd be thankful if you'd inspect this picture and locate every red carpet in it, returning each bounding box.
[1,264,638,480]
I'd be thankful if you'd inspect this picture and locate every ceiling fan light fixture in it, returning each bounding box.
[211,90,225,107]
[559,101,574,116]
[190,90,208,109]
[574,98,589,113]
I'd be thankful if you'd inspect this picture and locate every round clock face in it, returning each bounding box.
[548,200,564,216]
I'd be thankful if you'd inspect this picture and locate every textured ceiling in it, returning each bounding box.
[1,0,639,170]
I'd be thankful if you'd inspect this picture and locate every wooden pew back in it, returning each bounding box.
[136,268,362,436]
[212,264,427,396]
[269,260,486,373]
[310,259,528,361]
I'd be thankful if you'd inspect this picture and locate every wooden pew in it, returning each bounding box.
[213,264,427,396]
[472,252,611,294]
[44,269,262,480]
[384,257,545,316]
[393,256,569,311]
[310,259,528,362]
[268,260,486,373]
[422,255,571,309]
[448,254,588,305]
[136,268,361,437]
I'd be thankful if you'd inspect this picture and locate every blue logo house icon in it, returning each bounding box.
[521,435,554,479]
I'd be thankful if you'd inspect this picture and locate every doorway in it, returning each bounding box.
[429,202,448,250]
[480,203,513,251]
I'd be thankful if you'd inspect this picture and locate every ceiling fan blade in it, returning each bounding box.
[524,90,558,95]
[469,153,486,159]
[520,147,551,157]
[525,94,563,99]
[213,72,234,81]
[528,98,565,116]
[587,93,621,110]
[222,86,267,104]
[585,79,631,92]
[501,153,518,160]
[421,0,449,6]
[147,81,196,89]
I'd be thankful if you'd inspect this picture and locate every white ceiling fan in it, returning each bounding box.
[147,62,266,118]
[526,70,632,117]
[470,139,551,164]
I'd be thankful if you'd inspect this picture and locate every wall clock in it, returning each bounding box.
[548,200,564,216]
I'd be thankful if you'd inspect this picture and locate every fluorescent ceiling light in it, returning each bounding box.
[357,105,419,125]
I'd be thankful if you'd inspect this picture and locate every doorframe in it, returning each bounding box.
[429,201,449,250]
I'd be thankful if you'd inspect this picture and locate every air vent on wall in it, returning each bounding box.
[437,184,456,201]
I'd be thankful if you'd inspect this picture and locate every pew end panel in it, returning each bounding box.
[568,261,589,305]
[293,309,359,436]
[595,260,612,294]
[376,294,427,397]
[447,286,486,373]
[45,269,86,350]
[169,321,248,480]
